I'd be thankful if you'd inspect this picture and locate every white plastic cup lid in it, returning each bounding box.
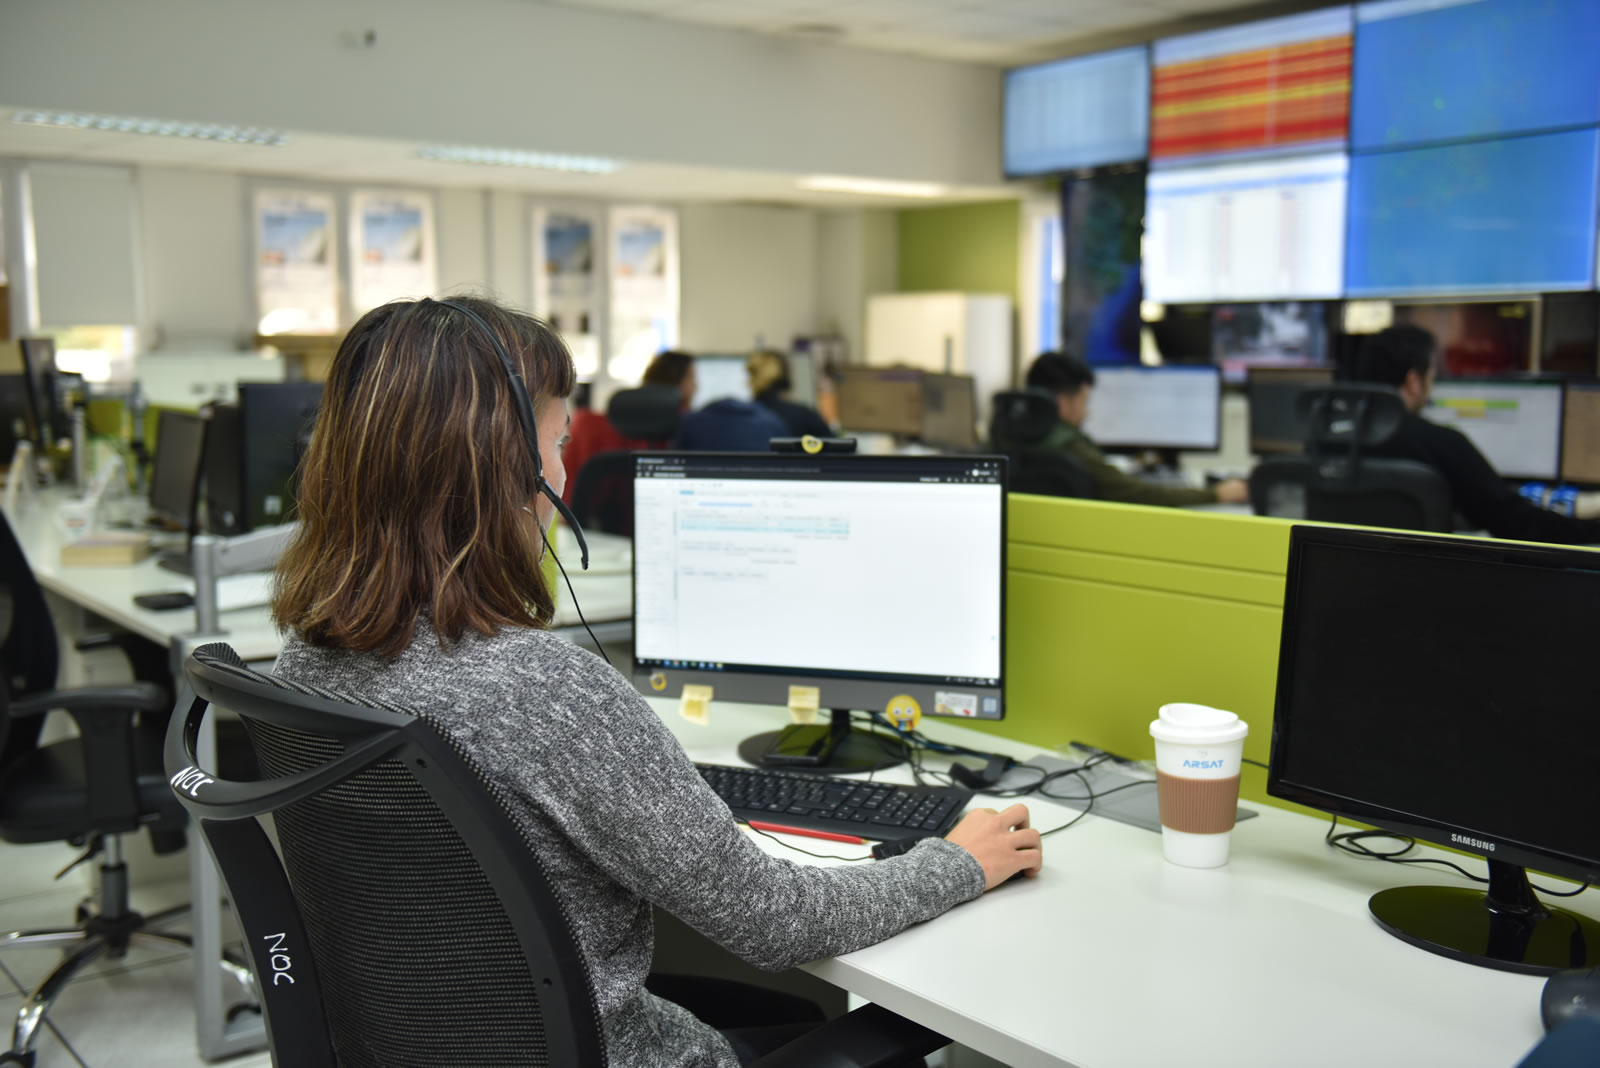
[1149,702,1248,745]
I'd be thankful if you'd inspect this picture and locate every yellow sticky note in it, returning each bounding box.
[680,684,714,726]
[787,686,820,725]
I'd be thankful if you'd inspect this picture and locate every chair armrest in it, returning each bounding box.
[12,682,170,831]
[11,683,170,719]
[748,1003,949,1068]
[72,632,123,653]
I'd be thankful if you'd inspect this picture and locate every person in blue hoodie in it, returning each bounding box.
[676,385,788,451]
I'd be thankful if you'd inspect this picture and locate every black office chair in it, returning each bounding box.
[0,512,253,1067]
[166,643,951,1068]
[1248,385,1453,532]
[987,391,1099,500]
[569,385,684,537]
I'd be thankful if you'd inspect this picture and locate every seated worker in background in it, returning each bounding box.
[272,296,1041,1065]
[560,382,647,503]
[1354,324,1600,544]
[748,349,831,438]
[643,350,698,410]
[999,352,1249,507]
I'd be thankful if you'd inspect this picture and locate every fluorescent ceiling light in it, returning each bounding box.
[797,175,947,198]
[10,110,287,145]
[416,144,621,173]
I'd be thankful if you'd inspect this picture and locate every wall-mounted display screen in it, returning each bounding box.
[1213,302,1332,383]
[1062,170,1145,366]
[1005,47,1151,177]
[1151,6,1353,166]
[1145,153,1348,303]
[1345,128,1600,297]
[1352,0,1600,152]
[1389,300,1535,378]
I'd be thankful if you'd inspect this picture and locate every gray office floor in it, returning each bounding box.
[0,840,269,1068]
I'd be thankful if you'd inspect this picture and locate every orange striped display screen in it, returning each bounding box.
[1152,7,1352,165]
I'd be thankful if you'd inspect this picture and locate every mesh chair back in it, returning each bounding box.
[607,385,682,441]
[988,391,1099,500]
[166,644,605,1068]
[0,512,60,764]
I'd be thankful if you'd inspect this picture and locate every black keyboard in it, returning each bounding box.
[696,763,972,841]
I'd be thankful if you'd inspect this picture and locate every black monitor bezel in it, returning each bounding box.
[628,451,1008,723]
[1267,524,1600,887]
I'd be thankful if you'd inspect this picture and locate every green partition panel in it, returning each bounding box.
[964,495,1298,807]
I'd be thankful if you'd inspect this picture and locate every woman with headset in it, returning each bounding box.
[271,296,1041,1067]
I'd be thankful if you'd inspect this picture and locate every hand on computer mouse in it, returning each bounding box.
[1214,478,1249,504]
[945,804,1042,891]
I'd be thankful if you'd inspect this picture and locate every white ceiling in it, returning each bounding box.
[544,0,1256,64]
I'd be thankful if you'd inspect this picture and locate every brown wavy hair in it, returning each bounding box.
[272,296,576,656]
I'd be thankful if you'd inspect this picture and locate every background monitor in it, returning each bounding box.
[1268,525,1600,974]
[1213,302,1332,384]
[1151,6,1353,167]
[1144,154,1348,303]
[632,452,1006,771]
[1344,128,1600,297]
[1004,46,1150,177]
[0,376,38,461]
[1561,381,1600,485]
[1388,300,1534,378]
[919,373,978,451]
[1423,379,1563,482]
[1540,292,1599,377]
[17,338,58,452]
[690,355,751,409]
[1247,366,1334,454]
[1082,365,1222,451]
[836,367,923,437]
[204,382,323,536]
[1351,0,1600,152]
[147,409,207,530]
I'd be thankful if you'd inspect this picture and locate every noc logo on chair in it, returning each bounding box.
[170,766,214,798]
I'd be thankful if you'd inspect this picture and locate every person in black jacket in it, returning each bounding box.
[1355,325,1600,544]
[747,350,831,438]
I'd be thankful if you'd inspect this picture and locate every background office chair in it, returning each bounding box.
[987,391,1098,499]
[569,384,682,537]
[167,643,950,1068]
[1248,385,1452,532]
[0,511,254,1066]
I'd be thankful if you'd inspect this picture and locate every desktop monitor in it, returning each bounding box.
[1144,154,1348,303]
[1004,46,1150,177]
[919,373,978,451]
[17,338,58,452]
[1247,366,1334,454]
[1150,6,1353,167]
[147,409,207,531]
[1560,381,1600,485]
[1351,0,1600,152]
[690,355,751,409]
[1082,365,1222,452]
[836,368,924,437]
[1267,525,1600,974]
[0,376,38,461]
[631,452,1006,772]
[1212,302,1332,384]
[1423,379,1563,482]
[204,382,323,535]
[1345,128,1600,297]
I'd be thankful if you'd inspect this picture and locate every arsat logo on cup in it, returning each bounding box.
[1183,759,1225,770]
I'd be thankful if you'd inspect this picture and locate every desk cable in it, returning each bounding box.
[1322,817,1591,898]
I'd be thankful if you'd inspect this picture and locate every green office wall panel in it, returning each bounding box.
[896,201,1020,304]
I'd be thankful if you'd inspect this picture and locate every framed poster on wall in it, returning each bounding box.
[350,190,437,315]
[255,189,339,335]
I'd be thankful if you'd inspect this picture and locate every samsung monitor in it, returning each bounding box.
[1082,365,1222,452]
[1352,0,1600,152]
[1345,128,1600,297]
[1004,46,1150,177]
[1213,302,1332,384]
[690,355,751,409]
[1247,366,1335,454]
[920,373,978,451]
[1144,154,1348,303]
[632,452,1006,772]
[1151,6,1353,167]
[1423,378,1563,482]
[1268,525,1600,975]
[147,409,207,531]
[836,367,924,437]
[1560,381,1600,485]
[204,382,323,536]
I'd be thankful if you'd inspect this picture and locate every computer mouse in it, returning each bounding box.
[1541,967,1600,1032]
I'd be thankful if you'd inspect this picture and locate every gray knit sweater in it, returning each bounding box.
[275,621,986,1067]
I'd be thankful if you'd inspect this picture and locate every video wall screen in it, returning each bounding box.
[1005,47,1150,177]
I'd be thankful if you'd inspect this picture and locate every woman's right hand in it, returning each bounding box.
[945,804,1043,890]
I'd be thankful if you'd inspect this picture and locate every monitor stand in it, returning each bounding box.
[737,708,905,775]
[1368,859,1600,976]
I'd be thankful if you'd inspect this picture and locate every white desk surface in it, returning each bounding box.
[654,697,1584,1068]
[7,492,632,664]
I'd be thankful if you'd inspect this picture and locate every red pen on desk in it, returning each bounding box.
[746,820,867,845]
